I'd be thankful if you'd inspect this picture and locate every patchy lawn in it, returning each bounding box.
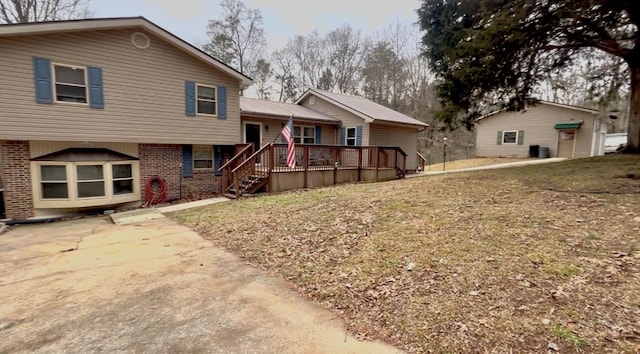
[425,157,524,171]
[175,155,640,353]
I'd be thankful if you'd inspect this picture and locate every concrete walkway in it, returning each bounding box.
[407,157,567,178]
[0,217,401,353]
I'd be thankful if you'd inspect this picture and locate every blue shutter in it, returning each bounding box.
[182,145,193,177]
[87,66,104,109]
[356,126,363,146]
[217,86,227,119]
[315,126,322,144]
[340,127,346,145]
[185,81,196,116]
[214,146,222,176]
[33,57,53,104]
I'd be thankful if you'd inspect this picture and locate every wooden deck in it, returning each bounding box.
[220,143,407,198]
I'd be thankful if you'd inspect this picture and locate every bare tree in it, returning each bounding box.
[253,58,273,99]
[272,48,298,102]
[326,25,369,94]
[0,0,92,24]
[203,0,266,81]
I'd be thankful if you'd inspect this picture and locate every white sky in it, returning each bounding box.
[92,0,421,50]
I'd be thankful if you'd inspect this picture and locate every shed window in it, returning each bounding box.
[346,127,357,146]
[502,130,518,144]
[54,64,87,103]
[193,145,213,169]
[293,126,316,144]
[197,85,217,115]
[41,165,69,199]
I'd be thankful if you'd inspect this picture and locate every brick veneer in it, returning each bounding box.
[139,144,221,204]
[0,141,33,219]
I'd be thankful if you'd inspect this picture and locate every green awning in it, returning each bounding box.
[554,122,582,129]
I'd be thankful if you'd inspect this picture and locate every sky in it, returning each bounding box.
[92,0,422,50]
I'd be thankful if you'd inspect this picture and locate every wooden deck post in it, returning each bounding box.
[269,144,275,192]
[375,147,380,181]
[357,147,363,182]
[303,145,309,189]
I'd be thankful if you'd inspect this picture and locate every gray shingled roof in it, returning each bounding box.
[303,89,428,127]
[240,97,339,123]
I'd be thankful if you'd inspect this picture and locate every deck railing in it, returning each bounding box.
[221,143,408,198]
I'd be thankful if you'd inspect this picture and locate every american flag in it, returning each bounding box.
[281,115,296,169]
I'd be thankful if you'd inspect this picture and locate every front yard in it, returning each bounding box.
[176,155,640,353]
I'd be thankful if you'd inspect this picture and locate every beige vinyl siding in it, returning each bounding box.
[300,95,370,146]
[369,123,418,170]
[0,29,241,145]
[476,104,597,158]
[29,141,139,159]
[241,116,337,146]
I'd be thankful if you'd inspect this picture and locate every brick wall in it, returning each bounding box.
[139,144,221,204]
[0,141,33,219]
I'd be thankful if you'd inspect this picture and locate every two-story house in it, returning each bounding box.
[0,17,252,220]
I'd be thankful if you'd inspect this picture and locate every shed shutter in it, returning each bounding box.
[497,131,503,145]
[214,146,222,176]
[33,57,53,104]
[517,131,525,145]
[340,127,346,145]
[356,126,363,146]
[217,86,227,119]
[185,81,196,116]
[87,66,104,109]
[182,145,193,177]
[315,126,322,144]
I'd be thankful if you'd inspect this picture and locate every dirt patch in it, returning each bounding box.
[0,217,400,353]
[176,154,640,353]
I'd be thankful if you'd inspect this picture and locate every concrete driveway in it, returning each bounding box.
[0,217,400,353]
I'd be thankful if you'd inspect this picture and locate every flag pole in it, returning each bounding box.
[271,115,294,144]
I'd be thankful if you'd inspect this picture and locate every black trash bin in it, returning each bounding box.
[539,147,550,158]
[529,145,540,158]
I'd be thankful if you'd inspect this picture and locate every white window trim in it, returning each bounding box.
[293,125,316,144]
[39,162,70,200]
[196,83,218,117]
[112,162,135,196]
[31,161,140,209]
[502,130,519,145]
[346,127,357,146]
[193,145,214,171]
[52,62,89,106]
[75,162,107,200]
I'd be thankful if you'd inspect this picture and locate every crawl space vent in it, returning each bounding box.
[131,32,150,49]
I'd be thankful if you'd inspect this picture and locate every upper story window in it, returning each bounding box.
[293,126,316,144]
[346,127,357,146]
[54,64,88,104]
[197,85,217,115]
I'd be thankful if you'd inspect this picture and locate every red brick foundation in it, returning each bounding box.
[139,144,221,204]
[0,141,33,219]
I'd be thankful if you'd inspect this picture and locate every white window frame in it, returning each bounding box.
[346,127,357,146]
[112,162,135,196]
[193,145,214,170]
[196,84,217,116]
[31,161,140,209]
[75,163,107,200]
[293,125,316,144]
[39,163,70,200]
[502,130,519,145]
[52,62,89,105]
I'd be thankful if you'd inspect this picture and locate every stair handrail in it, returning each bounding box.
[219,143,254,171]
[230,143,273,198]
[231,143,272,174]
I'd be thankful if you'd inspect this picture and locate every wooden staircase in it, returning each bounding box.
[223,174,269,199]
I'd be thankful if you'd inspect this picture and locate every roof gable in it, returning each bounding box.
[0,17,253,87]
[295,89,428,127]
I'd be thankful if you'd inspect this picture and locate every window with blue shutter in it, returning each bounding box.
[185,81,196,116]
[87,66,104,109]
[214,146,222,176]
[182,145,193,177]
[217,86,227,119]
[33,57,53,104]
[315,126,322,144]
[356,126,363,146]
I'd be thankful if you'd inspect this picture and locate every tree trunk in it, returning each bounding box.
[627,65,640,152]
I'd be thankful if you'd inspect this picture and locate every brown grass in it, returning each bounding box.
[175,155,640,353]
[425,157,524,171]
